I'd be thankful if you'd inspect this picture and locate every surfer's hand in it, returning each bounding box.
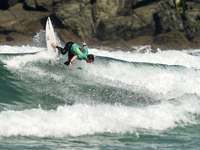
[51,43,57,47]
[83,42,86,46]
[69,62,72,68]
[83,42,88,48]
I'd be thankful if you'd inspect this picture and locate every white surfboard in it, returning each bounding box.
[45,17,59,60]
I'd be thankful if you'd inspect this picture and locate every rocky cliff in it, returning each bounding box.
[0,0,200,51]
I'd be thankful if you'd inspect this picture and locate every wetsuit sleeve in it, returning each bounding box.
[83,45,88,52]
[78,54,87,60]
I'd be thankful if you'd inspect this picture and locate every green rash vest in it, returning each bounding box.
[70,43,88,60]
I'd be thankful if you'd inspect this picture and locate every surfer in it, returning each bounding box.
[51,42,94,68]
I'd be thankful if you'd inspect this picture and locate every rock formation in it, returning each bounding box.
[0,0,200,51]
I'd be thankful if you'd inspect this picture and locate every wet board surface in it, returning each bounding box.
[45,17,59,60]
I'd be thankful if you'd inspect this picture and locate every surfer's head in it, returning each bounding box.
[86,54,94,63]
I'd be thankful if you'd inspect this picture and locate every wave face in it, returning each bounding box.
[1,43,200,149]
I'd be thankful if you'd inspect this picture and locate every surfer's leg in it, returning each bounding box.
[56,46,66,55]
[63,42,74,54]
[64,51,74,66]
[56,42,74,55]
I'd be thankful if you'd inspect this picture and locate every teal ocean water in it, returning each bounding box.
[1,42,200,149]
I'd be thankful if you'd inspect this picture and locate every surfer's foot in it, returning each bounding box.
[64,60,70,66]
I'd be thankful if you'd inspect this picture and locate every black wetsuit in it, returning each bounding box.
[56,42,74,65]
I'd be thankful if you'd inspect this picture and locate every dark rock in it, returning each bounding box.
[0,10,16,24]
[1,0,200,51]
[152,32,191,50]
[0,0,20,10]
[24,0,37,9]
[6,36,14,41]
[184,1,200,40]
[55,0,94,41]
[0,3,51,34]
[154,1,184,34]
[24,0,53,11]
[0,2,51,46]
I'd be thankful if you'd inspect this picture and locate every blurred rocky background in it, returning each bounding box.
[0,0,200,51]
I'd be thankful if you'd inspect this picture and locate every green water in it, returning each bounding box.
[1,49,200,149]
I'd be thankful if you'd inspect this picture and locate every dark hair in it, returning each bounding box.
[87,54,94,61]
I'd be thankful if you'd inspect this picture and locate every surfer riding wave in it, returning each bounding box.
[51,42,94,68]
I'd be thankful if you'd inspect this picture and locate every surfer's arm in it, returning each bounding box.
[69,55,78,68]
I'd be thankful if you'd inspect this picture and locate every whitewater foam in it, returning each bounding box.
[0,46,54,69]
[2,46,200,99]
[90,48,200,69]
[1,45,200,138]
[2,45,200,69]
[0,94,199,137]
[0,45,46,54]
